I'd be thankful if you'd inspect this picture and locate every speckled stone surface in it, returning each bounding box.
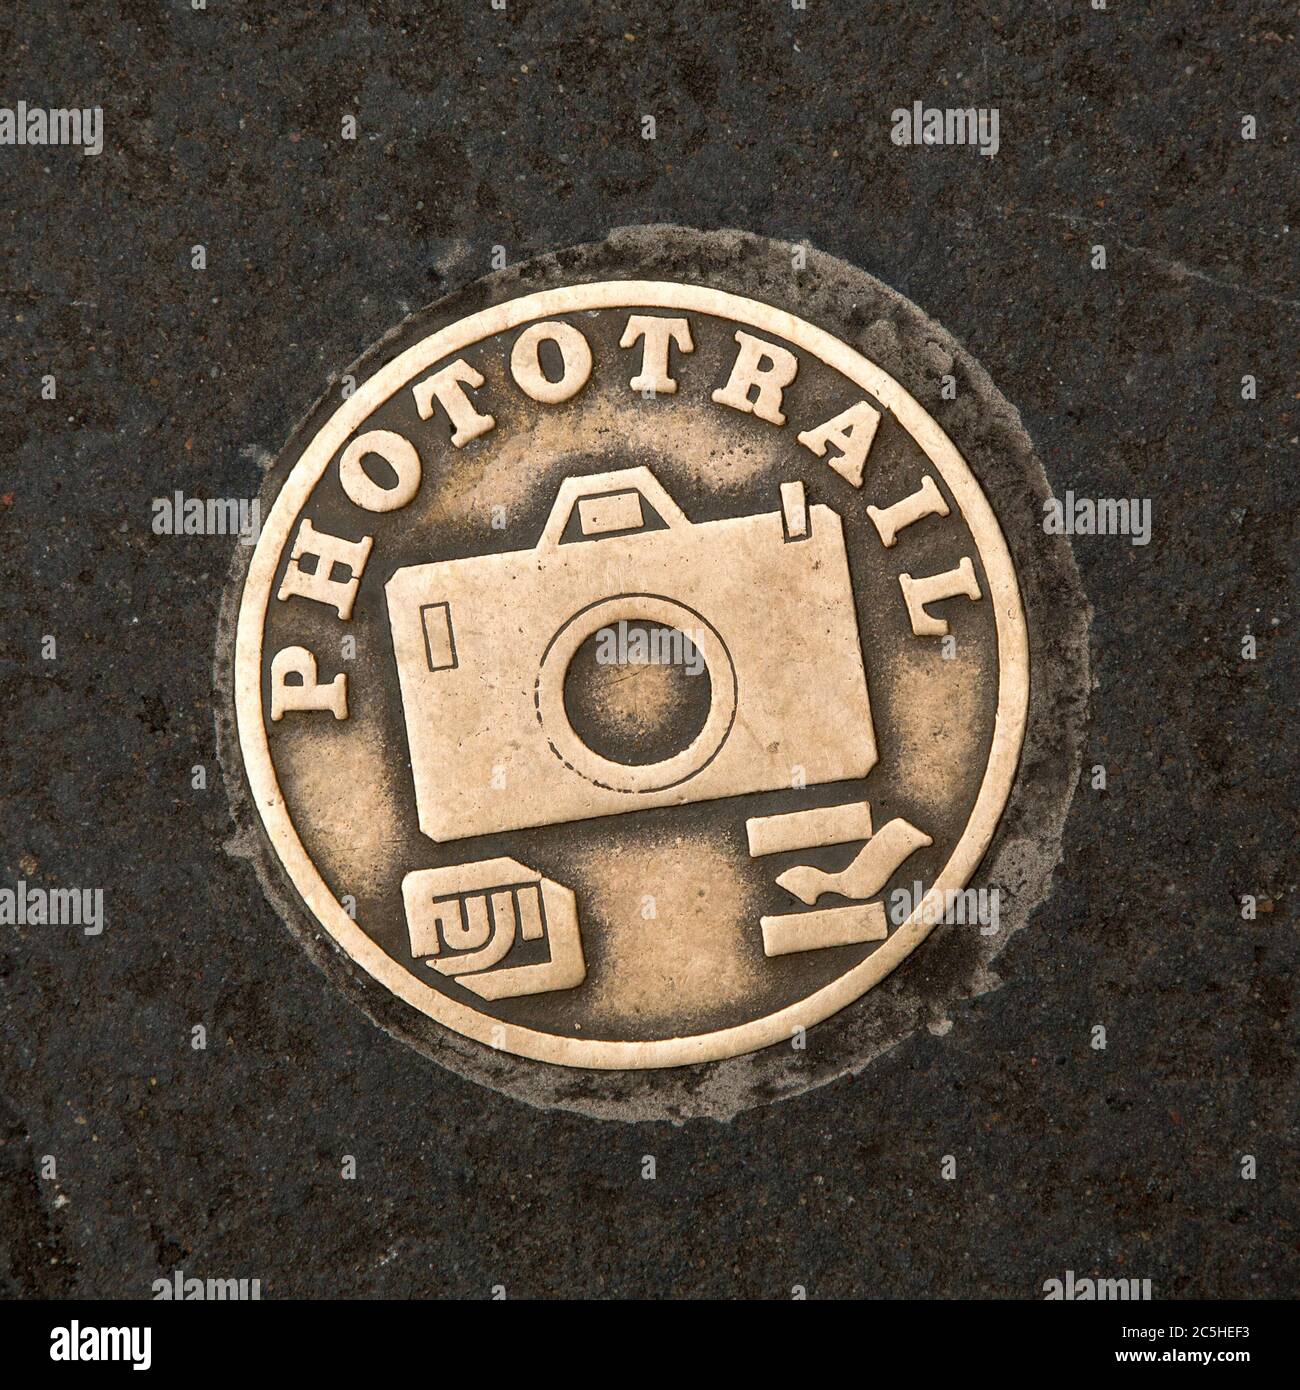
[1,1,1295,1298]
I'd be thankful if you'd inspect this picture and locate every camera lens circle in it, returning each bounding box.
[561,620,714,767]
[535,595,737,794]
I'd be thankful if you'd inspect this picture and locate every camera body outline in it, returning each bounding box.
[386,466,877,843]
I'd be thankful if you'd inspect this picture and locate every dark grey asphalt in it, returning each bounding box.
[0,1,1295,1298]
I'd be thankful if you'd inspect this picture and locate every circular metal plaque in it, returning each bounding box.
[220,229,1087,1117]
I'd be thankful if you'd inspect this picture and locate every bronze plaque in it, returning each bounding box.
[221,231,1081,1113]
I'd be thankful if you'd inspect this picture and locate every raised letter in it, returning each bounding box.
[899,556,982,636]
[620,315,694,394]
[509,321,592,403]
[797,400,882,487]
[338,429,422,512]
[270,646,348,720]
[867,475,950,546]
[711,331,798,425]
[276,518,373,619]
[411,360,495,446]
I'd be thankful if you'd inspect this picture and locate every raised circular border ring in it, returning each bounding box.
[232,279,1029,1070]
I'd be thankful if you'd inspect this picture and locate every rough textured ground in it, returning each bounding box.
[1,1,1295,1298]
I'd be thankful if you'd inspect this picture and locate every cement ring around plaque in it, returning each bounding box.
[217,226,1091,1120]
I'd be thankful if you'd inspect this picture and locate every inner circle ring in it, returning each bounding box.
[233,280,1030,1070]
[536,594,738,794]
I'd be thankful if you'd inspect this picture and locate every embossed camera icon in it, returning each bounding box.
[386,466,877,843]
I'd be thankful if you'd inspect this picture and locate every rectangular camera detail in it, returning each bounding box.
[419,602,458,673]
[386,467,877,843]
